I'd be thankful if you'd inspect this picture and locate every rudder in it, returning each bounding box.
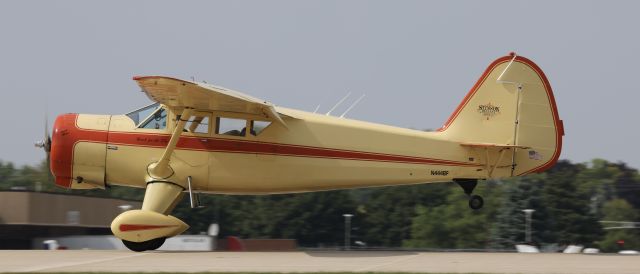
[438,53,563,177]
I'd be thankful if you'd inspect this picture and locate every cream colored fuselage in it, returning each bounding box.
[70,109,487,194]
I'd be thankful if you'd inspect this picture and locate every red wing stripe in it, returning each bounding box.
[120,224,177,232]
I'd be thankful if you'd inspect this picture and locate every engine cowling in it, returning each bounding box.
[50,113,110,189]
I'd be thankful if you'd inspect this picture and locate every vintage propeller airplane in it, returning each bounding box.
[35,53,562,251]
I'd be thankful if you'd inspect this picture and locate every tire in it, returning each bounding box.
[122,237,166,252]
[468,195,484,210]
[146,237,166,251]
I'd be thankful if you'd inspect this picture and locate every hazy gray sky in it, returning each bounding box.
[1,0,639,169]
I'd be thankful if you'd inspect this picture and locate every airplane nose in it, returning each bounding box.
[50,113,78,188]
[49,113,110,189]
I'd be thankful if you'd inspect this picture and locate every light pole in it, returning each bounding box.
[343,214,353,250]
[522,209,535,243]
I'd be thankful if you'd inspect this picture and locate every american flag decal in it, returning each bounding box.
[528,150,542,160]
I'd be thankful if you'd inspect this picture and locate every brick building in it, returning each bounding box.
[0,191,141,249]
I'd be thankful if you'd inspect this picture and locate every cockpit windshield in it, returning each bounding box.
[125,103,167,130]
[139,108,167,129]
[126,103,160,125]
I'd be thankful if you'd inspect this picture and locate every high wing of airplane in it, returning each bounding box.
[35,53,563,251]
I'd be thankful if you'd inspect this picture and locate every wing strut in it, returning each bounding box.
[148,107,194,179]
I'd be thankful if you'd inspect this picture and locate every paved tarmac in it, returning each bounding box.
[1,250,639,273]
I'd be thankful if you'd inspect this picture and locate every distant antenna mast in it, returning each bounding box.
[326,92,351,116]
[340,94,366,118]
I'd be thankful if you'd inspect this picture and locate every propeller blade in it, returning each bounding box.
[44,110,51,152]
[45,112,48,142]
[35,107,54,183]
[46,150,52,184]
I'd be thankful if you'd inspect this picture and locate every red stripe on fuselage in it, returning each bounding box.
[106,131,479,167]
[61,118,479,168]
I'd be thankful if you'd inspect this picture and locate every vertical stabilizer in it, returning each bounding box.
[438,53,563,176]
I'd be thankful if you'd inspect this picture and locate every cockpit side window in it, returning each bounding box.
[184,114,211,135]
[138,107,167,130]
[251,120,272,136]
[216,117,248,137]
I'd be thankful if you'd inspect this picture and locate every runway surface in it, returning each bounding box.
[1,250,639,273]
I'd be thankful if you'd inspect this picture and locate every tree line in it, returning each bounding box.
[1,158,639,251]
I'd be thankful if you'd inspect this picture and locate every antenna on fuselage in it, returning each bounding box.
[340,94,366,118]
[326,92,351,116]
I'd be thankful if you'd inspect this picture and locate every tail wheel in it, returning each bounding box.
[122,237,166,252]
[468,195,484,210]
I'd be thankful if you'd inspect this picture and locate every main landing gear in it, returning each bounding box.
[455,179,484,210]
[111,182,189,252]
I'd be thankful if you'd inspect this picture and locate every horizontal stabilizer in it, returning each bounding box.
[460,142,531,149]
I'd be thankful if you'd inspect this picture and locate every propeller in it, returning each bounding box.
[34,112,52,183]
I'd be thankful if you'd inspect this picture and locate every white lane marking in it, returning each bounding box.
[355,253,422,272]
[17,253,147,272]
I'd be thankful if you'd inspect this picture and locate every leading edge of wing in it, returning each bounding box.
[132,75,298,127]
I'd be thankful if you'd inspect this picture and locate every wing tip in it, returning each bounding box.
[132,75,189,83]
[132,75,159,81]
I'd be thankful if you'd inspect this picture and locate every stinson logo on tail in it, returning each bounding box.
[478,103,500,120]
